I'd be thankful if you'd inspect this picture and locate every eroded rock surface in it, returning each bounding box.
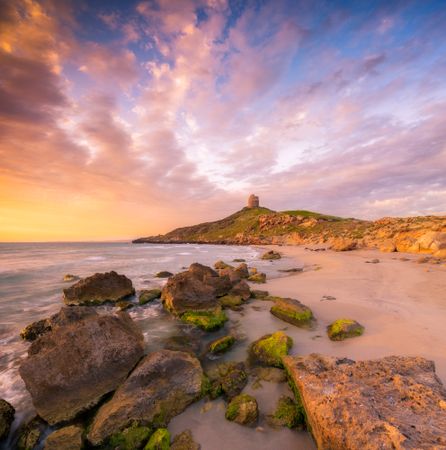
[87,350,203,446]
[283,354,446,449]
[19,307,144,425]
[63,271,135,305]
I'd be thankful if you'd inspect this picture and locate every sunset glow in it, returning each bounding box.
[1,0,446,241]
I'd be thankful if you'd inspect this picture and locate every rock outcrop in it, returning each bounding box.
[63,271,135,306]
[19,307,144,425]
[0,399,15,442]
[283,354,446,449]
[87,350,203,446]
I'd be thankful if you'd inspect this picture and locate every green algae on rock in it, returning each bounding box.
[249,331,293,368]
[206,361,248,400]
[107,423,152,450]
[225,394,259,425]
[181,309,227,331]
[214,260,232,270]
[268,395,304,428]
[219,294,243,309]
[327,318,364,341]
[270,297,313,327]
[144,428,170,450]
[20,318,52,341]
[247,272,266,283]
[139,289,161,305]
[208,335,236,354]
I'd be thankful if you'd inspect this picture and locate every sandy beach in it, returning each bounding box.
[262,246,446,384]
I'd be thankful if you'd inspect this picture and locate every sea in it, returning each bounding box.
[0,242,314,449]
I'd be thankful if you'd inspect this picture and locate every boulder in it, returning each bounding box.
[44,425,84,450]
[0,399,15,441]
[249,332,293,368]
[327,318,364,341]
[19,307,144,425]
[225,394,259,425]
[155,271,173,278]
[161,271,218,315]
[234,263,249,278]
[229,280,251,300]
[261,250,281,260]
[170,429,200,450]
[247,272,266,283]
[214,261,232,270]
[139,289,161,305]
[63,271,135,306]
[251,289,269,299]
[217,267,241,284]
[188,263,218,280]
[270,297,313,327]
[207,361,248,400]
[181,308,227,331]
[330,238,357,251]
[282,354,446,449]
[203,274,232,298]
[16,416,47,450]
[208,335,235,354]
[87,350,203,446]
[219,294,243,309]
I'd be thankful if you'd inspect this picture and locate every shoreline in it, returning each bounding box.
[261,245,446,384]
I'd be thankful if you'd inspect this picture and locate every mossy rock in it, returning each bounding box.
[108,423,152,450]
[327,319,364,341]
[250,367,287,383]
[268,395,304,428]
[270,297,313,327]
[247,273,266,283]
[207,361,248,400]
[225,394,259,425]
[180,309,227,331]
[219,294,243,309]
[214,260,232,270]
[144,428,170,450]
[261,250,281,260]
[249,331,293,368]
[170,429,199,450]
[208,335,236,354]
[155,271,173,278]
[20,318,52,342]
[116,300,134,311]
[17,416,47,450]
[139,289,162,305]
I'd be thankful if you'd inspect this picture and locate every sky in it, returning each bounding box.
[1,0,446,241]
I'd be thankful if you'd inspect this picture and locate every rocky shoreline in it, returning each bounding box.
[1,249,446,449]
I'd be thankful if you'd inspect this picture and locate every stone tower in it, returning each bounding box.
[248,194,259,208]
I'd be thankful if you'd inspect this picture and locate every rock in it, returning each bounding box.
[278,267,303,273]
[247,273,266,283]
[0,399,15,442]
[379,240,396,252]
[270,297,313,327]
[268,396,303,428]
[161,271,218,315]
[219,294,243,309]
[434,249,446,258]
[188,263,218,280]
[156,271,174,278]
[170,429,200,450]
[139,289,162,305]
[217,267,241,284]
[234,263,249,278]
[63,274,79,282]
[261,250,281,260]
[116,300,134,311]
[63,271,135,306]
[87,350,203,446]
[43,425,84,450]
[208,335,235,354]
[282,354,446,449]
[144,428,170,450]
[203,274,232,298]
[327,318,364,341]
[214,261,232,270]
[232,258,246,263]
[365,258,380,264]
[250,289,269,299]
[229,280,251,300]
[20,318,52,341]
[249,332,293,368]
[207,361,248,400]
[225,394,259,425]
[19,307,144,425]
[250,367,287,383]
[330,237,357,251]
[107,423,152,450]
[162,333,202,356]
[181,308,227,331]
[16,416,47,450]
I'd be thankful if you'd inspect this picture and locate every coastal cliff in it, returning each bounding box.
[133,207,446,257]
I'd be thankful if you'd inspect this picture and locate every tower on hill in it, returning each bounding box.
[248,194,259,208]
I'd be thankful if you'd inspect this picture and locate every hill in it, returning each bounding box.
[133,207,446,257]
